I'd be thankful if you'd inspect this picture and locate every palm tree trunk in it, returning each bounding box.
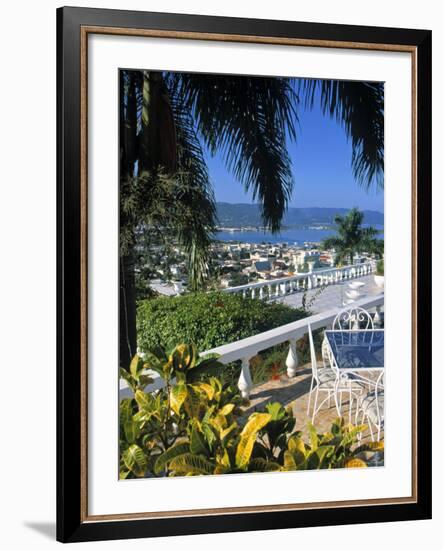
[119,70,177,369]
[119,70,139,369]
[119,252,137,369]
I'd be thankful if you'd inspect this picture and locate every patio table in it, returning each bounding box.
[325,329,384,374]
[324,329,384,420]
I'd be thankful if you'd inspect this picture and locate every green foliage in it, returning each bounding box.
[283,417,382,470]
[249,329,324,385]
[249,347,287,384]
[251,402,296,465]
[119,354,154,390]
[120,344,384,479]
[119,344,248,479]
[228,273,249,287]
[322,207,382,265]
[376,258,384,276]
[235,413,273,468]
[137,292,307,353]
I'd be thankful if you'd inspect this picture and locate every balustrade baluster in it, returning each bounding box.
[374,305,383,327]
[286,339,299,378]
[238,357,253,398]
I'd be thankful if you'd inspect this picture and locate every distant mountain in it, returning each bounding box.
[216,202,384,227]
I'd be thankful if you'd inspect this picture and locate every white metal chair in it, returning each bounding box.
[331,306,380,416]
[321,332,331,367]
[355,372,384,441]
[332,306,374,331]
[307,325,364,422]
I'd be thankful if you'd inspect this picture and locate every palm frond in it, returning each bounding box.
[321,208,381,264]
[321,236,343,250]
[300,79,384,191]
[171,73,299,232]
[168,87,217,289]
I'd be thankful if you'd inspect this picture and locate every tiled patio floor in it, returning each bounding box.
[242,365,383,445]
[275,273,383,313]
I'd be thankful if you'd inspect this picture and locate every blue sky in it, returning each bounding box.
[205,96,384,213]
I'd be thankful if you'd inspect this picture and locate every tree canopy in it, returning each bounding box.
[322,207,383,265]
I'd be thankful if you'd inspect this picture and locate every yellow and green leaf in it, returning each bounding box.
[190,425,209,456]
[129,354,141,378]
[170,384,188,415]
[154,443,190,474]
[122,444,147,477]
[344,457,368,468]
[235,413,272,469]
[169,453,215,475]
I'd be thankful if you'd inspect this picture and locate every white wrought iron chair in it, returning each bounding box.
[332,306,374,331]
[355,372,384,442]
[307,325,364,422]
[331,305,379,400]
[321,333,331,367]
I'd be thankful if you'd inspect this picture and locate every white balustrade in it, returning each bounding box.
[119,292,383,401]
[202,294,384,398]
[222,262,374,302]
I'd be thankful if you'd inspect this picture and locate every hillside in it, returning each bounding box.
[216,202,384,227]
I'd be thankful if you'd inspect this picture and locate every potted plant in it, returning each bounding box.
[374,258,384,289]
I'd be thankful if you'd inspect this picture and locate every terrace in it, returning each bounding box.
[202,291,384,445]
[121,266,384,445]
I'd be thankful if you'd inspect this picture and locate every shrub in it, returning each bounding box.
[376,258,384,276]
[249,328,325,385]
[119,346,384,479]
[137,292,307,353]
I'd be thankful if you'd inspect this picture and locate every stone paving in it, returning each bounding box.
[242,365,383,445]
[274,273,383,313]
[259,273,385,444]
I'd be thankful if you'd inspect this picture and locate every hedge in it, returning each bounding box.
[137,292,307,354]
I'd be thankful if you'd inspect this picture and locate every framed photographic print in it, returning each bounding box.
[57,6,432,543]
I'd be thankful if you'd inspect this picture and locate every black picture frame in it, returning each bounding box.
[57,6,432,543]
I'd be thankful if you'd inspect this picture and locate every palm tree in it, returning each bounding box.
[119,70,384,368]
[300,79,384,190]
[322,208,382,266]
